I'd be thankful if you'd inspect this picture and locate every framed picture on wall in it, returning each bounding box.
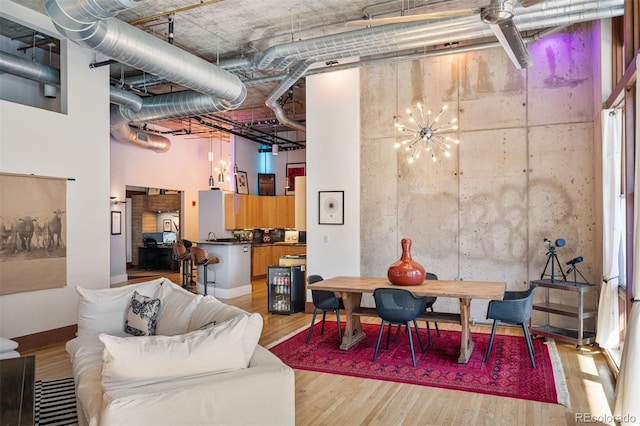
[318,191,344,225]
[285,162,306,196]
[258,173,276,196]
[163,219,172,232]
[111,211,122,235]
[235,170,249,194]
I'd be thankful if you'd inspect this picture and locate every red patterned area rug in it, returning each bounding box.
[268,321,569,405]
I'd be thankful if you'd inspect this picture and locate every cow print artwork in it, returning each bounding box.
[0,174,67,295]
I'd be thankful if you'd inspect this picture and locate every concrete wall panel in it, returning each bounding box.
[457,48,527,132]
[360,24,597,323]
[527,24,594,127]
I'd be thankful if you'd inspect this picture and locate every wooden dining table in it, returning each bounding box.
[308,276,506,363]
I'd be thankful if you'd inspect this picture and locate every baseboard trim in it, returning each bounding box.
[13,325,76,352]
[110,274,129,285]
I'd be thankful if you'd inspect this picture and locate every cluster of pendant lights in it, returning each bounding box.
[394,102,460,163]
[208,137,230,188]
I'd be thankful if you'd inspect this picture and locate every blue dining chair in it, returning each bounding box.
[396,272,440,347]
[373,288,427,368]
[484,284,538,367]
[306,275,344,344]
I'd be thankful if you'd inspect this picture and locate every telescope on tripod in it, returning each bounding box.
[566,256,589,284]
[540,238,566,282]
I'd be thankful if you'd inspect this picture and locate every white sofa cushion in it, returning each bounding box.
[125,291,161,336]
[99,315,249,386]
[0,336,18,352]
[156,281,202,336]
[188,296,263,361]
[76,278,165,336]
[0,350,20,360]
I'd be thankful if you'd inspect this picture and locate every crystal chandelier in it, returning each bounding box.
[394,103,460,163]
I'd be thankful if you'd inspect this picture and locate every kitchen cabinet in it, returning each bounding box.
[252,244,306,279]
[252,245,272,279]
[224,193,248,229]
[530,279,597,348]
[224,194,295,230]
[275,196,295,228]
[261,196,278,228]
[273,244,306,260]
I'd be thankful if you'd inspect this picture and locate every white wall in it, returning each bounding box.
[306,68,361,282]
[0,2,110,339]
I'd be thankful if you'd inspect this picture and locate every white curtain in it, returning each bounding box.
[613,54,640,426]
[596,109,622,349]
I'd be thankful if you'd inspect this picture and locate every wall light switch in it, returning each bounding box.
[323,235,329,243]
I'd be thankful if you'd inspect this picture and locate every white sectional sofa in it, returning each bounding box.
[66,277,295,426]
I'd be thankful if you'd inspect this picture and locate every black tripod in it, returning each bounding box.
[540,245,566,282]
[566,256,589,284]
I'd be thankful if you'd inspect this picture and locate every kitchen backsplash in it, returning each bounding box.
[235,228,306,244]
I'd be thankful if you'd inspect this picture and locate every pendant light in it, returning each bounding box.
[208,136,215,188]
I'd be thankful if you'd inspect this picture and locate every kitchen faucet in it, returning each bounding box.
[208,231,216,241]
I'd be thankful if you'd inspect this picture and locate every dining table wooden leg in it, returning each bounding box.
[337,291,365,350]
[458,297,474,363]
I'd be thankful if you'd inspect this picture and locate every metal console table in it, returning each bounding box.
[530,279,597,348]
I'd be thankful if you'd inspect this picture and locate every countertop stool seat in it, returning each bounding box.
[172,241,193,289]
[190,246,220,296]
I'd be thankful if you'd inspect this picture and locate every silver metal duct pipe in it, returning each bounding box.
[260,0,622,72]
[110,86,142,112]
[244,74,288,87]
[110,106,170,153]
[117,91,243,122]
[45,0,246,104]
[0,51,60,86]
[307,40,505,76]
[45,0,247,151]
[260,0,622,129]
[265,61,312,133]
[257,15,478,70]
[300,4,621,77]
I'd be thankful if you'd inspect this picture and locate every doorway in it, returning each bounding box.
[126,186,182,276]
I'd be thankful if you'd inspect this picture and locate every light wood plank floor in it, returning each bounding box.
[22,273,616,426]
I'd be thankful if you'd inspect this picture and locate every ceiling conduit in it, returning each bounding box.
[42,0,623,140]
[258,0,622,71]
[110,86,143,112]
[0,51,60,86]
[265,60,312,133]
[45,0,246,151]
[257,0,621,129]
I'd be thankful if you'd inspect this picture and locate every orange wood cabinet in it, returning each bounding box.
[225,194,295,230]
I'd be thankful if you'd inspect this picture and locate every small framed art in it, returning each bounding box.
[163,219,172,232]
[258,173,276,196]
[235,170,249,194]
[285,162,306,195]
[111,211,122,235]
[318,191,344,225]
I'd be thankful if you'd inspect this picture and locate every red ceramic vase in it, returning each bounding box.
[387,238,425,286]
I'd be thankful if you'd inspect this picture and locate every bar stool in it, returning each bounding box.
[190,246,220,296]
[172,241,192,289]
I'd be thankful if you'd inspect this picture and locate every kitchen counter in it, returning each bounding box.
[197,240,306,247]
[197,239,247,245]
[251,242,307,247]
[196,241,252,298]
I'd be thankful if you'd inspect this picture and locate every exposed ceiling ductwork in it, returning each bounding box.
[44,0,247,151]
[0,50,60,86]
[7,0,622,151]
